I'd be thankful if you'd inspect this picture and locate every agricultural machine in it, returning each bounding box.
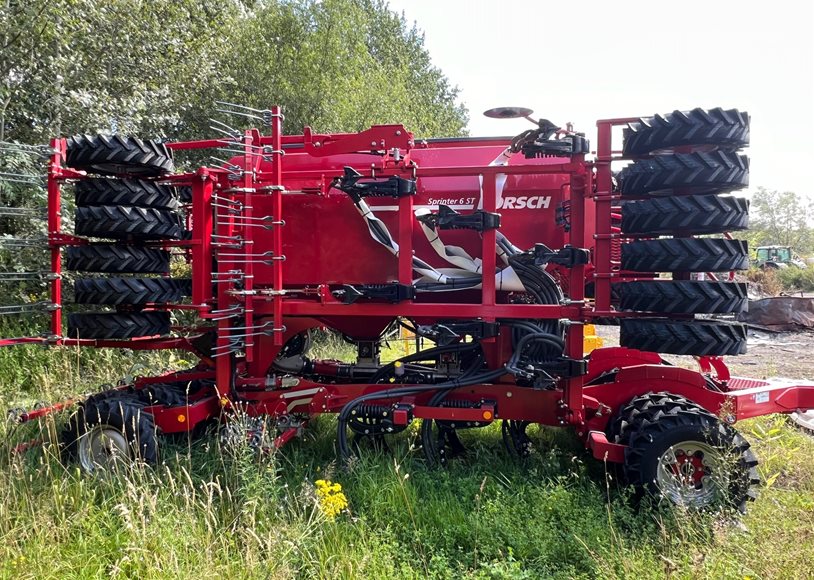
[4,103,814,512]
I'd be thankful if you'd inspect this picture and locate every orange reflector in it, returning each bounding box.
[177,414,186,423]
[482,410,493,421]
[220,397,229,407]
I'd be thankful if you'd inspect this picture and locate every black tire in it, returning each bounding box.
[608,392,707,445]
[75,178,179,210]
[621,239,749,273]
[617,393,759,511]
[618,152,748,197]
[63,394,158,472]
[74,278,184,305]
[621,195,749,236]
[67,311,171,339]
[65,245,170,274]
[620,319,747,356]
[616,281,747,314]
[623,108,750,155]
[75,205,183,240]
[66,134,174,177]
[177,186,192,203]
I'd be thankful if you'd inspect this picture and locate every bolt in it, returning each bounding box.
[506,391,512,398]
[395,130,402,136]
[371,141,377,147]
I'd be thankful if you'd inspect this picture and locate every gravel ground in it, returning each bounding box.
[593,324,814,382]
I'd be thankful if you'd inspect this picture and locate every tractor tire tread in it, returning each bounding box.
[616,281,748,314]
[620,319,747,356]
[67,311,171,339]
[65,245,170,273]
[623,107,750,155]
[75,178,179,210]
[74,278,184,305]
[621,238,749,272]
[75,205,183,240]
[621,194,749,235]
[66,134,174,177]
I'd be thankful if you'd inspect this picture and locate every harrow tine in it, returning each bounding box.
[0,142,56,158]
[0,271,54,282]
[0,172,44,186]
[208,156,242,172]
[0,237,47,248]
[0,302,58,316]
[0,207,46,218]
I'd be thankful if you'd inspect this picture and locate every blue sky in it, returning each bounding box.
[386,0,814,197]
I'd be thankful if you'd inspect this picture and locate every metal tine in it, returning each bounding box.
[0,237,47,248]
[208,119,243,141]
[209,156,242,172]
[214,101,271,115]
[215,108,265,122]
[212,269,244,276]
[215,140,268,152]
[0,172,44,186]
[211,195,243,207]
[0,142,55,158]
[0,271,50,282]
[0,207,46,218]
[0,302,57,315]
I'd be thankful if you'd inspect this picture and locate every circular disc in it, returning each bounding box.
[483,106,534,119]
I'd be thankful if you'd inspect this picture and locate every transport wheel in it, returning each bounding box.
[63,394,158,473]
[75,205,184,240]
[616,281,748,314]
[67,311,171,339]
[615,393,759,511]
[620,319,747,356]
[66,134,174,176]
[66,245,171,273]
[618,152,748,197]
[789,410,814,434]
[621,238,749,273]
[74,278,184,305]
[622,107,749,156]
[75,178,179,210]
[501,419,533,459]
[621,195,748,236]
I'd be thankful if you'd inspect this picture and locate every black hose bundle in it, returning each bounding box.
[336,367,507,462]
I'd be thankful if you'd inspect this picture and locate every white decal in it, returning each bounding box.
[497,195,552,210]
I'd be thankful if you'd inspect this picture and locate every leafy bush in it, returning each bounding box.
[777,265,814,292]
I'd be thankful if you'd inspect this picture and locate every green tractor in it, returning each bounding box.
[754,245,806,269]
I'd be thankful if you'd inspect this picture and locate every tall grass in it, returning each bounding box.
[1,330,813,578]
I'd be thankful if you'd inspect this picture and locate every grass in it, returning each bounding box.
[1,331,814,578]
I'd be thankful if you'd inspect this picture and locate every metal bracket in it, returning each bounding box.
[419,204,501,232]
[332,166,416,203]
[334,283,416,304]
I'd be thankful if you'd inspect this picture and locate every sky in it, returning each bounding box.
[386,0,814,197]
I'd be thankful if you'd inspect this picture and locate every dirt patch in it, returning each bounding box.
[594,325,814,381]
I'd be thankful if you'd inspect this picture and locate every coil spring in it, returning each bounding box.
[440,399,479,409]
[350,404,390,419]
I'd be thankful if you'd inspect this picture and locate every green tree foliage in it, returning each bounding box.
[0,0,467,143]
[743,187,814,255]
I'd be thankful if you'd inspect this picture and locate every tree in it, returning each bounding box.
[746,187,814,255]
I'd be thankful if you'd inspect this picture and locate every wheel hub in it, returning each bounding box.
[656,441,726,507]
[78,425,130,472]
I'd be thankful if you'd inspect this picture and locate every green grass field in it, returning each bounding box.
[1,334,813,579]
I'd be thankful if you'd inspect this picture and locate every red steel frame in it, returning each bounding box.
[4,109,814,463]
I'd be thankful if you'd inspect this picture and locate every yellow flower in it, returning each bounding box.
[315,479,348,520]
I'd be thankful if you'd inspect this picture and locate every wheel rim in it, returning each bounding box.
[78,425,131,472]
[790,410,814,433]
[655,440,729,508]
